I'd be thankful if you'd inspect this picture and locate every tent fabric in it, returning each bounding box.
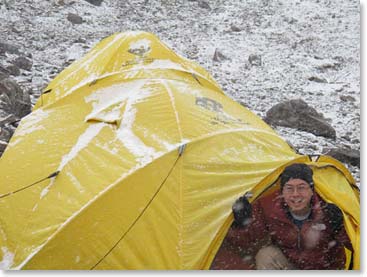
[0,31,359,270]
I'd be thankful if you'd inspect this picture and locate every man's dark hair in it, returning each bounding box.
[280,163,314,191]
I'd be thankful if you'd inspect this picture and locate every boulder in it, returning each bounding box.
[6,64,21,76]
[0,116,16,156]
[12,56,33,71]
[248,54,262,66]
[339,95,356,102]
[0,78,31,155]
[322,147,360,167]
[0,114,16,125]
[213,48,229,62]
[308,76,327,83]
[0,65,10,80]
[0,42,21,55]
[0,71,8,81]
[0,125,13,145]
[230,24,242,32]
[84,0,104,6]
[0,139,8,155]
[67,13,84,24]
[198,1,211,9]
[0,78,31,120]
[264,99,336,139]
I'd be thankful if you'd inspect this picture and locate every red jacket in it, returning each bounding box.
[211,191,352,270]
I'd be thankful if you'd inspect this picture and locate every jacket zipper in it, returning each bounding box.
[296,226,301,249]
[297,229,301,249]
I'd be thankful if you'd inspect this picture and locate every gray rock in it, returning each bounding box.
[74,38,87,44]
[0,42,20,55]
[340,95,356,102]
[0,124,13,142]
[0,139,8,155]
[84,0,104,6]
[7,64,21,76]
[0,66,10,79]
[0,114,16,125]
[315,61,341,71]
[322,147,360,167]
[213,48,229,62]
[264,98,336,139]
[0,78,31,155]
[0,72,8,81]
[308,76,328,83]
[248,54,262,66]
[230,24,242,32]
[341,135,351,141]
[0,78,31,120]
[198,1,211,9]
[67,13,84,24]
[12,56,33,71]
[0,123,15,156]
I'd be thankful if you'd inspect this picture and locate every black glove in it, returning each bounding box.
[232,195,252,227]
[324,203,344,233]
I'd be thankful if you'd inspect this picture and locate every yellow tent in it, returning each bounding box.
[0,31,359,270]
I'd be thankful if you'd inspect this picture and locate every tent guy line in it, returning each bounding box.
[91,145,184,269]
[0,171,60,199]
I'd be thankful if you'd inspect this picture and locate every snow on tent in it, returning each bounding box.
[0,31,359,270]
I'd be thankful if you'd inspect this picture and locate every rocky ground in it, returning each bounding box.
[0,0,360,184]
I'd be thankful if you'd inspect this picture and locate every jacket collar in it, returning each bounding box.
[271,191,325,224]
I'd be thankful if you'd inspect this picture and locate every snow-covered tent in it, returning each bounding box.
[0,31,359,269]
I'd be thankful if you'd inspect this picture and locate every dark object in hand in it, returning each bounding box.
[232,196,252,227]
[324,203,344,233]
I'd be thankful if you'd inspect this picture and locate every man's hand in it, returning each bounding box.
[232,195,252,227]
[324,203,344,233]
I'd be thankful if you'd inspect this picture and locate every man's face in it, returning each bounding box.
[282,178,313,215]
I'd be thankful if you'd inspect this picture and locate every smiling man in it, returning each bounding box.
[211,163,353,270]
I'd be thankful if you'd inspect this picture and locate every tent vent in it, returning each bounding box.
[178,144,186,156]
